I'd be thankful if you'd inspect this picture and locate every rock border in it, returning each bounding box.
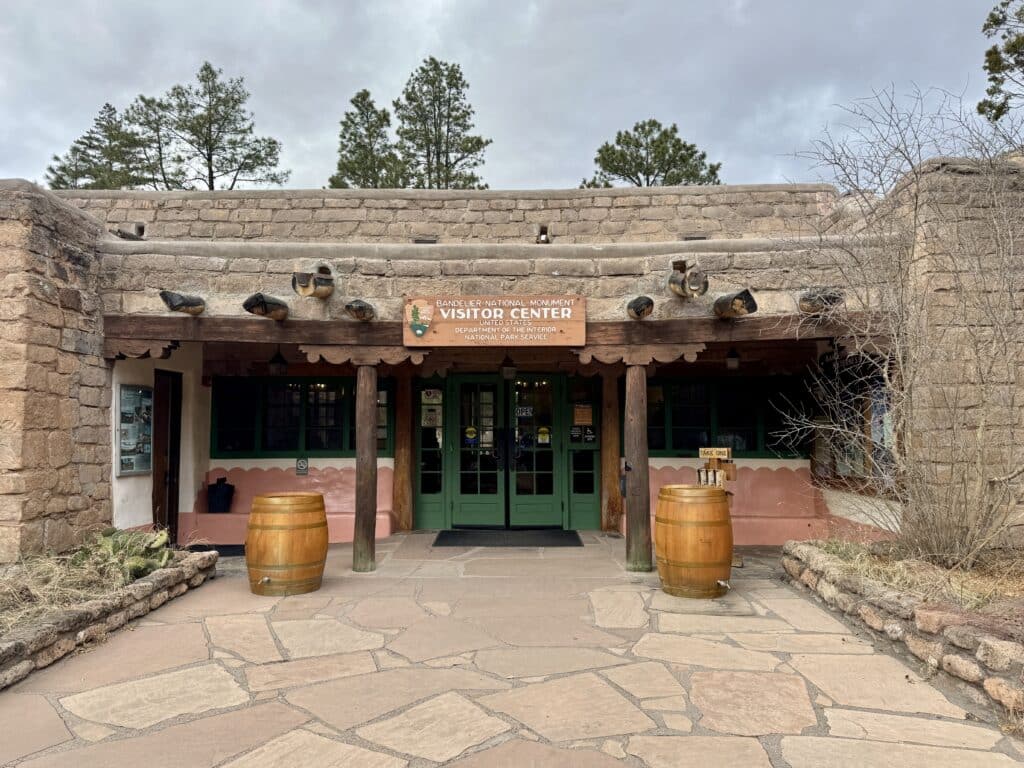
[0,550,218,691]
[782,540,1024,717]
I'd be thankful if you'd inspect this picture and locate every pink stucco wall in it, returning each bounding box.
[641,463,879,545]
[178,465,394,546]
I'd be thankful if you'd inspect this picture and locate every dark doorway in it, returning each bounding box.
[152,369,182,542]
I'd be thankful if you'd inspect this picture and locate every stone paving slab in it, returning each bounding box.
[206,614,282,663]
[60,663,249,729]
[690,670,816,735]
[19,702,308,768]
[386,616,500,662]
[357,692,509,762]
[272,618,384,658]
[788,654,967,718]
[222,727,407,768]
[14,622,210,693]
[0,693,71,765]
[474,646,629,678]
[626,735,773,767]
[244,651,376,692]
[781,735,1022,767]
[286,667,509,731]
[823,708,1005,750]
[479,672,655,742]
[633,633,781,671]
[446,738,625,766]
[600,660,684,699]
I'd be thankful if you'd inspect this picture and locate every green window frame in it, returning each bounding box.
[211,376,394,459]
[644,376,810,459]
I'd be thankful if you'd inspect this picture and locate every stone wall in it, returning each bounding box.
[97,237,855,323]
[57,184,836,243]
[0,181,111,562]
[782,541,1024,716]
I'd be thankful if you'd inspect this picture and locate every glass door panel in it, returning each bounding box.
[509,376,563,527]
[450,378,505,527]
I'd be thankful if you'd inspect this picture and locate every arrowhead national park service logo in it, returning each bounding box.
[406,300,433,338]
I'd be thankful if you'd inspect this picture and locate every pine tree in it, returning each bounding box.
[393,58,491,189]
[583,119,721,188]
[46,103,151,190]
[329,89,406,188]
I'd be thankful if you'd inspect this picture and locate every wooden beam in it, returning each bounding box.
[600,369,624,533]
[353,365,378,573]
[624,364,652,572]
[393,373,413,533]
[102,313,854,347]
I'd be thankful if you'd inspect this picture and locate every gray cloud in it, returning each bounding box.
[0,0,993,189]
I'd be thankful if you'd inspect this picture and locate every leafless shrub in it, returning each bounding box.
[781,86,1024,569]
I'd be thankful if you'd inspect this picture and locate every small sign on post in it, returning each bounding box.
[699,447,733,460]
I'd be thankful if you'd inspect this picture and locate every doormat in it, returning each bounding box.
[433,529,583,548]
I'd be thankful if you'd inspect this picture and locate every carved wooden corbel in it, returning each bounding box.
[104,339,180,360]
[300,345,428,367]
[572,343,705,367]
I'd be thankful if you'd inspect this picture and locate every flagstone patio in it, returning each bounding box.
[2,532,1021,766]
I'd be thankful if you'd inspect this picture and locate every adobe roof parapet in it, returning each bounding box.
[96,233,897,261]
[55,182,836,201]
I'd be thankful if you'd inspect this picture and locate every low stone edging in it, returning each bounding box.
[0,550,218,691]
[782,540,1024,716]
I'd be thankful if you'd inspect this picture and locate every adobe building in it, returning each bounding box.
[0,165,1010,569]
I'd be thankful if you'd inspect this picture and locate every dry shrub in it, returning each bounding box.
[782,87,1024,570]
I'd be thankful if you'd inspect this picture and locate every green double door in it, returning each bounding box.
[414,374,601,530]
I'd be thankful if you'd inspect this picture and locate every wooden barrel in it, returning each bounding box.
[246,492,328,596]
[654,485,732,599]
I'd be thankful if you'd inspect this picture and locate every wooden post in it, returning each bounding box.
[354,364,378,572]
[624,364,652,571]
[600,369,623,532]
[393,372,413,532]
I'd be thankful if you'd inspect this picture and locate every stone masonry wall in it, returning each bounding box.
[0,550,218,690]
[0,181,111,562]
[57,184,836,243]
[783,541,1024,716]
[97,237,856,324]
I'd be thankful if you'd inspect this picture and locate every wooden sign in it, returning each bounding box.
[404,295,586,347]
[699,447,733,459]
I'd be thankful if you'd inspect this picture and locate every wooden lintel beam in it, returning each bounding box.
[102,313,855,347]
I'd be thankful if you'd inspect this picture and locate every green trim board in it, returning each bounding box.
[210,376,394,459]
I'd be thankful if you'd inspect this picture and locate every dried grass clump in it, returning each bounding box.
[820,539,1024,611]
[0,528,172,635]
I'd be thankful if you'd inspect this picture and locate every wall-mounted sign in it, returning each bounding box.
[117,384,153,476]
[573,404,594,426]
[296,457,309,476]
[404,295,586,347]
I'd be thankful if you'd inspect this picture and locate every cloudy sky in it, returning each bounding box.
[0,0,994,190]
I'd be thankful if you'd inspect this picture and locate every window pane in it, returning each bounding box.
[647,385,666,450]
[306,381,345,451]
[214,379,258,453]
[715,381,758,453]
[263,382,302,452]
[669,382,711,452]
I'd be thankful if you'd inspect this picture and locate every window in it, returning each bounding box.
[810,360,895,486]
[645,377,811,458]
[211,377,392,458]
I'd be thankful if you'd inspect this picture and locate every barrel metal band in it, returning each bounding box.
[656,556,733,568]
[247,521,327,531]
[655,516,730,528]
[249,559,327,571]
